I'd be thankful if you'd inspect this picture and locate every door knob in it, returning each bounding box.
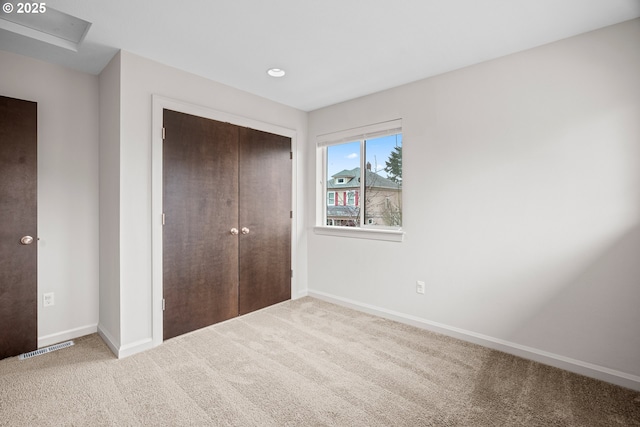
[20,236,34,245]
[241,227,250,235]
[230,228,239,235]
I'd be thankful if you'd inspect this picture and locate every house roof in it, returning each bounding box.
[327,205,360,218]
[332,169,357,178]
[327,167,401,190]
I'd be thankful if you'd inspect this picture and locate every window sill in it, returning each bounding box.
[313,226,404,242]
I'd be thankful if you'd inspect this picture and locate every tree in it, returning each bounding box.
[384,146,402,184]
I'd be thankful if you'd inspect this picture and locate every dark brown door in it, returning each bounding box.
[163,110,239,340]
[238,127,291,315]
[162,110,292,340]
[0,95,38,359]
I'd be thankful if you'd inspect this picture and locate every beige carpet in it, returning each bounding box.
[1,297,638,426]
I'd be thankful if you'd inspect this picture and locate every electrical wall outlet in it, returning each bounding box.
[43,292,55,307]
[416,281,425,294]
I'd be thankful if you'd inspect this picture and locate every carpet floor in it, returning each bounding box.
[1,297,639,426]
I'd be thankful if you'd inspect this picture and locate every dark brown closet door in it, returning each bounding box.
[238,127,291,315]
[0,96,38,359]
[163,109,239,340]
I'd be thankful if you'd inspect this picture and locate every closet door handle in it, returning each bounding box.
[241,227,250,235]
[230,228,239,235]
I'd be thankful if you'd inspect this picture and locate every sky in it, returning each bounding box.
[327,134,402,178]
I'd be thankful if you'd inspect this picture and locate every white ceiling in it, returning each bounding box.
[1,0,639,111]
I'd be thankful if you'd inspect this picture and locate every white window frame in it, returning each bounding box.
[314,119,404,242]
[347,191,356,206]
[327,192,335,206]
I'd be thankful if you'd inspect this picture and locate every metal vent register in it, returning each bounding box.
[19,340,74,360]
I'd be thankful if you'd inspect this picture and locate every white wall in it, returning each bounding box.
[98,52,122,350]
[307,19,640,389]
[0,50,100,346]
[101,51,308,353]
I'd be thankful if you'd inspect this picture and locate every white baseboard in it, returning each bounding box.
[308,290,640,391]
[118,338,154,358]
[294,289,309,299]
[97,325,153,359]
[97,325,120,357]
[38,324,97,348]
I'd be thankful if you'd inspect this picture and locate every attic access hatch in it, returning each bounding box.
[0,5,91,51]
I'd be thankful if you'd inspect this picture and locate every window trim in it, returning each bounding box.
[313,225,404,242]
[317,119,402,147]
[347,190,356,206]
[316,119,404,242]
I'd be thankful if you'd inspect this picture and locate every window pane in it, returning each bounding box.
[364,134,402,227]
[327,141,361,227]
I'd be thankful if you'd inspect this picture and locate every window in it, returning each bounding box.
[318,120,402,233]
[347,191,356,206]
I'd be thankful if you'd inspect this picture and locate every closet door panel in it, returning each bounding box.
[163,110,239,340]
[238,127,291,315]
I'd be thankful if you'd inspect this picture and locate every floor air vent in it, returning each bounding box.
[19,340,74,360]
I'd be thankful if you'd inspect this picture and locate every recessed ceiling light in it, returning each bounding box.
[267,68,286,78]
